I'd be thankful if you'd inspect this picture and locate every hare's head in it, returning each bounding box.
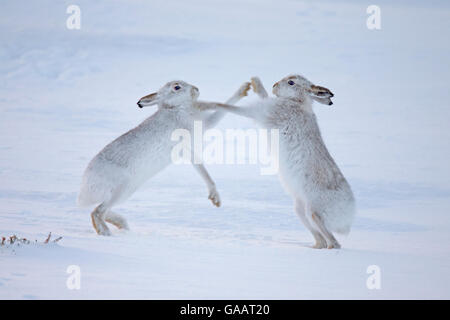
[137,80,199,108]
[272,75,334,105]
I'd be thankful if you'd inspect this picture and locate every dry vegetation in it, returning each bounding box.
[1,232,62,248]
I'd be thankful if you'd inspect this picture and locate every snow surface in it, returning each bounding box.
[1,0,450,299]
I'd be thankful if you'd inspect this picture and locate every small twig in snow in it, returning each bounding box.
[53,236,63,243]
[44,232,52,244]
[0,233,61,247]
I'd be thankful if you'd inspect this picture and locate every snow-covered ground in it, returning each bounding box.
[1,0,450,299]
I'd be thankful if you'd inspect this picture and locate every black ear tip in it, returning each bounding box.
[137,102,143,108]
[329,101,333,106]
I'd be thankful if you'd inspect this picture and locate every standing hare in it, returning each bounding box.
[78,80,251,235]
[198,75,355,249]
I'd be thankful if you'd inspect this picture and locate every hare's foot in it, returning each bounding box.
[294,200,327,249]
[311,236,328,249]
[91,213,112,236]
[311,230,327,249]
[106,211,129,230]
[250,77,263,92]
[237,82,251,98]
[91,204,112,236]
[250,77,268,98]
[310,212,341,249]
[208,188,221,207]
[311,242,326,249]
[327,241,341,249]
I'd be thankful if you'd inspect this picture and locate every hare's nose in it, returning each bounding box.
[273,81,279,88]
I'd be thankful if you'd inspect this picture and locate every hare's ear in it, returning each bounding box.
[308,85,334,99]
[137,92,159,108]
[311,96,333,106]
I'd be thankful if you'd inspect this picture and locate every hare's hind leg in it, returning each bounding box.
[105,211,129,230]
[295,200,327,249]
[91,203,112,236]
[310,211,341,249]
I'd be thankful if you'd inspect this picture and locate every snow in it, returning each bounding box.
[1,0,450,299]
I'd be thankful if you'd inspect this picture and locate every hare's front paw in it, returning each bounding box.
[238,82,251,98]
[250,77,264,94]
[208,189,221,207]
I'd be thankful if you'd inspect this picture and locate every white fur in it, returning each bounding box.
[78,80,250,235]
[204,76,355,249]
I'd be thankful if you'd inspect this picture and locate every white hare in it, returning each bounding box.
[78,80,251,235]
[200,75,355,249]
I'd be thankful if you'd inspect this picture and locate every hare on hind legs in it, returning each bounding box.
[78,80,251,235]
[198,76,355,249]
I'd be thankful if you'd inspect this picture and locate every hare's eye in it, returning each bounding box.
[288,80,295,85]
[174,85,181,90]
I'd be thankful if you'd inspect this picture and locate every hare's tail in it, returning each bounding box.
[77,178,104,207]
[324,198,356,235]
